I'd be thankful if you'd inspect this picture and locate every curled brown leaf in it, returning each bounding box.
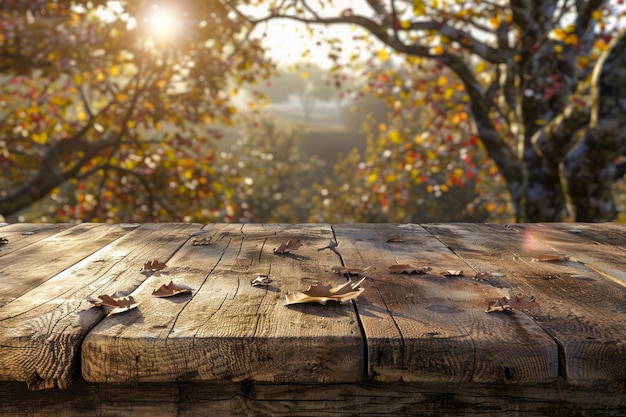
[87,294,140,316]
[152,281,193,297]
[141,260,167,273]
[285,277,366,305]
[273,239,303,254]
[535,254,569,262]
[486,295,539,313]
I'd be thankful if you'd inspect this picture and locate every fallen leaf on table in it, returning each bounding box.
[473,272,505,280]
[273,239,303,254]
[192,237,213,246]
[141,260,167,273]
[87,294,140,316]
[486,295,539,313]
[388,264,432,274]
[152,281,193,297]
[442,270,464,277]
[386,235,405,242]
[0,237,8,245]
[251,274,272,287]
[331,266,371,276]
[285,277,366,305]
[535,254,569,262]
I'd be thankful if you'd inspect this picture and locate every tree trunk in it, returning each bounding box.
[564,31,626,222]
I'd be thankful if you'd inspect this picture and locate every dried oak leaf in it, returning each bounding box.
[87,294,140,316]
[192,237,213,246]
[388,264,432,274]
[0,237,8,245]
[535,254,569,262]
[285,277,366,305]
[273,239,303,254]
[152,281,193,297]
[141,260,167,273]
[331,266,371,276]
[486,295,539,313]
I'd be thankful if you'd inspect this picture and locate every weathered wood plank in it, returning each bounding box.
[0,223,202,390]
[82,223,364,384]
[423,223,626,386]
[0,223,129,308]
[1,379,625,417]
[522,222,626,287]
[0,223,72,257]
[333,224,558,384]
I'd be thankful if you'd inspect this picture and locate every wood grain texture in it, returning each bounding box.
[333,224,558,384]
[0,223,201,390]
[423,223,626,386]
[0,223,71,257]
[0,223,128,308]
[1,379,625,417]
[82,224,364,384]
[523,222,626,287]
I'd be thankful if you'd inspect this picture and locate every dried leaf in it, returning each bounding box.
[285,277,366,305]
[273,239,303,254]
[87,294,140,316]
[474,272,505,280]
[152,280,192,297]
[251,274,272,287]
[388,264,432,274]
[486,295,539,313]
[0,237,8,245]
[442,270,464,277]
[386,235,405,242]
[141,260,167,273]
[331,266,371,276]
[535,254,569,262]
[192,237,213,246]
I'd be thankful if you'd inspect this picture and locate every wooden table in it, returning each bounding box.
[0,222,624,416]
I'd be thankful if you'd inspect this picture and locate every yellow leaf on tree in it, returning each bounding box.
[592,10,602,20]
[115,92,128,102]
[109,66,120,76]
[32,132,48,144]
[377,49,390,62]
[565,33,578,45]
[388,130,402,144]
[552,28,566,41]
[400,21,411,30]
[413,0,426,15]
[444,87,454,100]
[430,45,444,55]
[438,75,448,86]
[367,173,377,184]
[300,71,309,79]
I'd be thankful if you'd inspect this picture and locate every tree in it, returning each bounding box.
[0,0,271,222]
[310,63,509,223]
[231,0,626,222]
